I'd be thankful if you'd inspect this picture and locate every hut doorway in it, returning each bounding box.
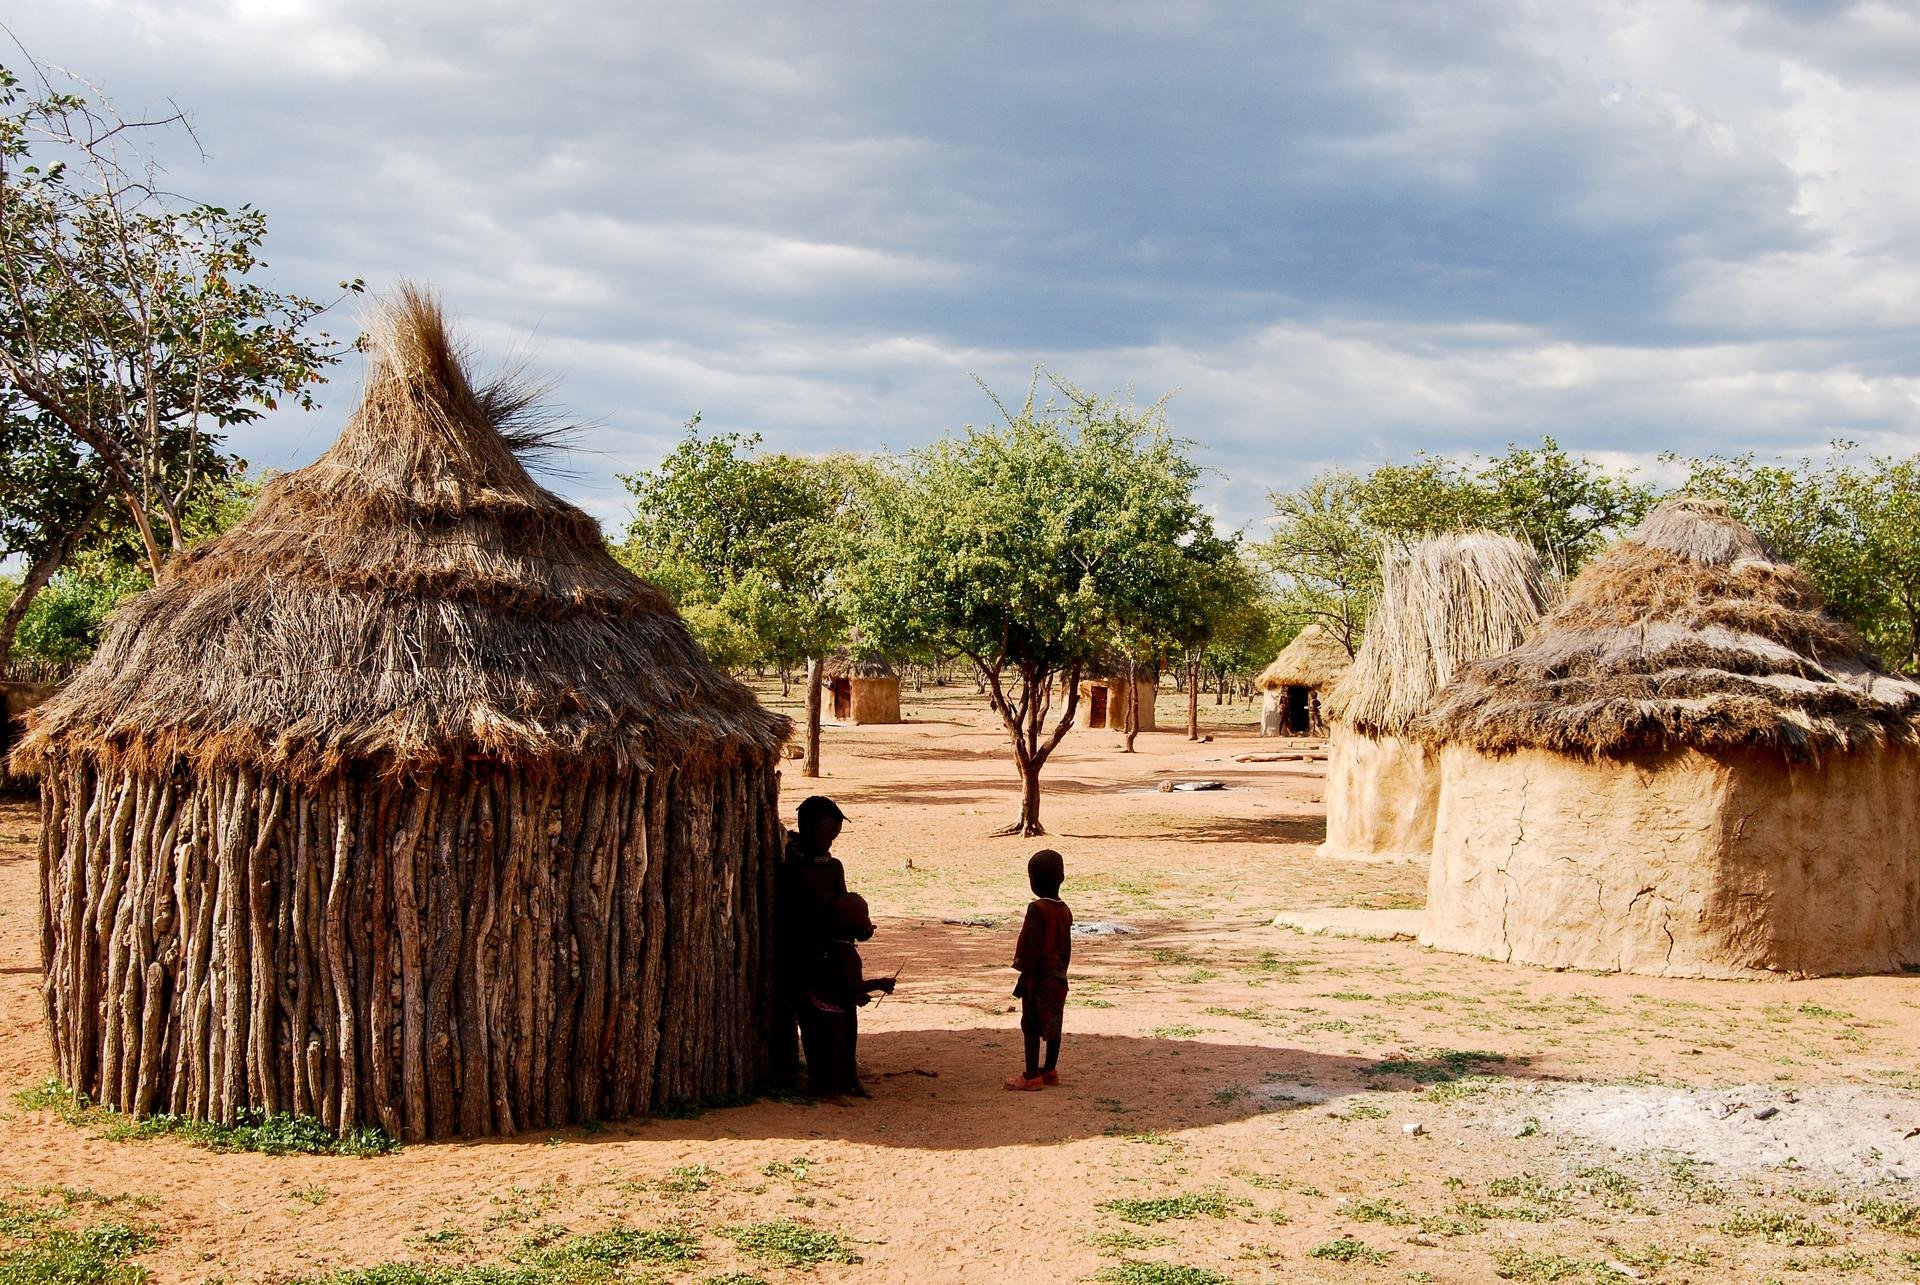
[1286,685,1311,734]
[1086,684,1109,729]
[829,676,852,721]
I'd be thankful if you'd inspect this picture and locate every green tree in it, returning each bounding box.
[846,376,1220,835]
[0,59,353,668]
[616,420,867,772]
[1673,446,1920,669]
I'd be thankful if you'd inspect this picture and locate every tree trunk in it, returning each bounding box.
[1186,660,1200,740]
[803,656,822,778]
[1015,758,1044,836]
[1120,658,1140,754]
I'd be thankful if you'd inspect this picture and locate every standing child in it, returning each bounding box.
[1006,849,1072,1091]
[799,892,895,1101]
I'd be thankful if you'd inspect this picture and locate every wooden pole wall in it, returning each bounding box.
[36,751,780,1136]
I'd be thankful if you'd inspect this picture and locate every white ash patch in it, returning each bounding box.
[1477,1082,1920,1186]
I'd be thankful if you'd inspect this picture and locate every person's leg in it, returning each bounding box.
[1043,1037,1060,1073]
[1024,1030,1041,1078]
[846,1008,869,1097]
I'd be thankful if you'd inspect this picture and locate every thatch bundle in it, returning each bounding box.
[13,289,790,1135]
[819,650,897,683]
[1421,498,1919,759]
[1418,498,1920,977]
[1255,624,1350,693]
[1319,532,1548,860]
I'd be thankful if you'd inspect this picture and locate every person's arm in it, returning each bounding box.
[1013,902,1040,971]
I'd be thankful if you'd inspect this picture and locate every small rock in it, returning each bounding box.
[1156,780,1175,793]
[1402,1121,1426,1136]
[1754,1106,1780,1121]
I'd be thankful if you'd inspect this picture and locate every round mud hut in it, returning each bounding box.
[11,290,791,1138]
[1255,625,1350,737]
[820,650,902,725]
[1319,532,1548,861]
[1417,498,1920,978]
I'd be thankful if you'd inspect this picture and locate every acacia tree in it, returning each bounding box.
[0,59,354,636]
[848,377,1219,835]
[616,420,860,774]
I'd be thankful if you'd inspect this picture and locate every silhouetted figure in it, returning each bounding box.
[799,892,894,1100]
[1006,849,1072,1091]
[773,795,849,1086]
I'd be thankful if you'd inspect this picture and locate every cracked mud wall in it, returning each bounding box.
[1421,743,1920,978]
[1318,725,1439,862]
[849,677,902,725]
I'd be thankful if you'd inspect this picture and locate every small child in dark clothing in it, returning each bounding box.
[799,892,895,1101]
[1006,849,1072,1091]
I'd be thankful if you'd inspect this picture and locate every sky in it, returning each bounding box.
[8,0,1920,534]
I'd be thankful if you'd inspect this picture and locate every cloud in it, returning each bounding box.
[3,0,1915,537]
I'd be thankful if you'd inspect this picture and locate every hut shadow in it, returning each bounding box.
[508,1030,1544,1152]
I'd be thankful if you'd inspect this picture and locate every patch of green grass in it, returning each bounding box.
[1335,1101,1388,1121]
[1300,1019,1354,1033]
[0,1204,151,1285]
[291,1185,330,1208]
[1418,1214,1482,1237]
[1145,1025,1202,1040]
[1852,1196,1920,1235]
[1074,998,1116,1009]
[1421,1075,1499,1104]
[1176,969,1218,985]
[1784,1250,1869,1272]
[1346,1198,1413,1225]
[1207,1087,1245,1107]
[1324,990,1373,1002]
[1717,1207,1834,1246]
[658,1165,715,1194]
[1367,1050,1506,1085]
[1094,1264,1233,1285]
[1308,1238,1388,1264]
[14,1080,398,1157]
[1455,1201,1556,1224]
[1098,1193,1231,1226]
[514,1226,699,1271]
[1083,1229,1173,1255]
[719,1221,860,1269]
[700,1276,769,1285]
[1490,1249,1619,1281]
[758,1158,814,1184]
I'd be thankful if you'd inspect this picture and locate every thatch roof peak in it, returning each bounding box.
[1256,624,1352,691]
[821,649,897,682]
[13,288,788,781]
[1420,501,1920,759]
[1324,531,1550,737]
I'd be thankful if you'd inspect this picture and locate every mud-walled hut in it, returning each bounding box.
[1075,673,1158,733]
[1319,532,1548,860]
[820,650,902,724]
[11,290,791,1138]
[1255,625,1350,736]
[1418,498,1920,978]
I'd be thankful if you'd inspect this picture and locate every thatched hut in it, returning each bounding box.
[820,650,901,724]
[1417,498,1920,978]
[11,290,790,1137]
[1255,625,1350,736]
[1319,532,1548,860]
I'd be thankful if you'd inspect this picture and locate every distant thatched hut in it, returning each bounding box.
[1255,625,1350,736]
[820,651,902,725]
[1320,532,1548,860]
[1418,498,1920,978]
[12,290,790,1137]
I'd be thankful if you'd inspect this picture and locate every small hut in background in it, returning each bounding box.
[12,290,791,1137]
[1255,625,1350,736]
[1074,673,1157,733]
[1418,498,1920,978]
[820,650,902,724]
[1319,532,1548,860]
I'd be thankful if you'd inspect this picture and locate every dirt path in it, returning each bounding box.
[4,687,1919,1282]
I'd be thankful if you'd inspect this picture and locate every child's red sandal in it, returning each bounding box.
[1003,1073,1044,1091]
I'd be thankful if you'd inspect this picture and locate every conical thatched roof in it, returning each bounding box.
[820,649,897,682]
[13,288,788,782]
[1256,624,1351,692]
[1418,497,1920,760]
[1324,531,1549,737]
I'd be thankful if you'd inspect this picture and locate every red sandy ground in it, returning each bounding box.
[4,685,1920,1283]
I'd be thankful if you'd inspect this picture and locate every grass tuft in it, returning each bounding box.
[1098,1193,1231,1226]
[719,1221,860,1269]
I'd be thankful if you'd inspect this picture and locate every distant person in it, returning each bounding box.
[1005,849,1072,1091]
[774,796,850,1085]
[799,892,895,1101]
